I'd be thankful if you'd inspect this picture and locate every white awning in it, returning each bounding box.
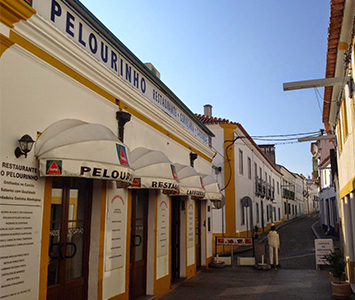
[200,174,225,208]
[34,119,133,187]
[129,147,179,193]
[171,163,205,199]
[200,174,223,201]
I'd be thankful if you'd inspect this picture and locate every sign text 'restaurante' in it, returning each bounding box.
[32,0,209,146]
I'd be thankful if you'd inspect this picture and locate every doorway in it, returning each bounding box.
[261,200,264,232]
[195,200,201,271]
[47,177,92,300]
[171,198,180,284]
[129,190,148,300]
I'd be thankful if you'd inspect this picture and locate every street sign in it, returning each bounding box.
[216,237,253,246]
[315,239,334,266]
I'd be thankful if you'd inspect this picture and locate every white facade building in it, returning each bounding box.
[0,1,222,299]
[197,106,282,252]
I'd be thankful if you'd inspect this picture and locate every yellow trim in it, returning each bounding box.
[117,100,212,163]
[8,32,213,162]
[98,181,107,300]
[221,124,237,235]
[339,42,349,51]
[339,174,355,199]
[125,191,132,299]
[155,275,170,298]
[0,33,14,57]
[39,178,52,300]
[337,119,343,153]
[341,98,348,140]
[186,263,195,279]
[10,31,116,103]
[0,0,36,28]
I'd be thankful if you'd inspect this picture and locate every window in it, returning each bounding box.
[241,202,245,225]
[254,163,257,178]
[337,119,343,152]
[277,182,279,194]
[278,208,281,221]
[259,167,262,179]
[256,203,259,223]
[341,98,348,140]
[248,157,251,179]
[239,149,243,175]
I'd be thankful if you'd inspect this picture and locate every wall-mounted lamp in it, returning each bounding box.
[14,134,35,158]
[116,111,131,142]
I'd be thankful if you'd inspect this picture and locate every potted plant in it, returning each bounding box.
[324,251,351,299]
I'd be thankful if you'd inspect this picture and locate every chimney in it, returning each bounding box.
[259,145,276,166]
[204,104,212,117]
[145,62,161,79]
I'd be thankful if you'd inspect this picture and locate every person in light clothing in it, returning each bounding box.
[268,223,280,269]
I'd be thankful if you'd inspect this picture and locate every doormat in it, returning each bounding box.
[181,282,198,287]
[202,269,215,273]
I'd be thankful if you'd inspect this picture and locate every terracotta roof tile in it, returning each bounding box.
[323,0,345,128]
[195,114,238,125]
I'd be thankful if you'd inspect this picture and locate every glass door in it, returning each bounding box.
[129,190,148,300]
[47,178,92,300]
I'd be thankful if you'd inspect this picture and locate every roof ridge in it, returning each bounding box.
[195,113,238,125]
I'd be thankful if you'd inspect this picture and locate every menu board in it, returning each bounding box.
[105,193,127,271]
[315,239,334,265]
[187,201,194,249]
[0,160,43,299]
[157,199,169,257]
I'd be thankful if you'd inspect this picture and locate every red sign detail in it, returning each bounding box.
[200,177,205,189]
[131,178,141,188]
[111,195,125,205]
[171,165,178,180]
[120,147,129,166]
[47,161,61,174]
[159,201,168,208]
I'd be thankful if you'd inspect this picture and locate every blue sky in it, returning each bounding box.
[80,0,330,178]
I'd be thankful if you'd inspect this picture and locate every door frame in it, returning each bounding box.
[46,177,92,300]
[195,200,202,270]
[171,198,181,283]
[129,189,148,300]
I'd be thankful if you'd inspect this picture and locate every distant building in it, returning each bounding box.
[196,105,283,253]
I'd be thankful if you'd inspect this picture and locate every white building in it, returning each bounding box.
[197,105,283,252]
[0,1,223,299]
[312,140,338,235]
[276,165,297,220]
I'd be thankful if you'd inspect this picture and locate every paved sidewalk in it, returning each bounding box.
[158,215,354,300]
[158,267,338,300]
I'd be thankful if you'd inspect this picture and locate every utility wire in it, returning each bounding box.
[250,130,321,138]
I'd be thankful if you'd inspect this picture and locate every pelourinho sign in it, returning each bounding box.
[31,0,210,146]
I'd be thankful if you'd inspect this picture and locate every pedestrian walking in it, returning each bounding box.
[268,223,280,269]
